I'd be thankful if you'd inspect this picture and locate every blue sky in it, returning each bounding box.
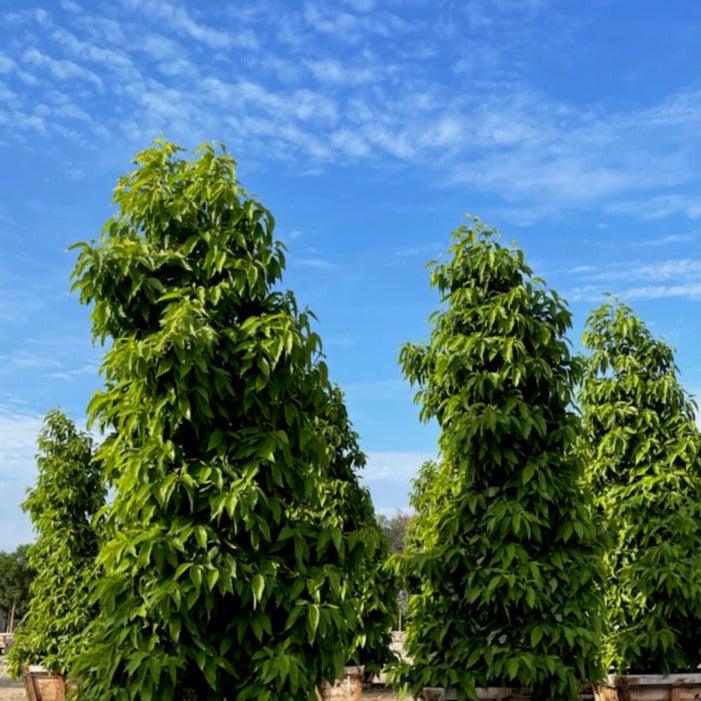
[2,0,701,550]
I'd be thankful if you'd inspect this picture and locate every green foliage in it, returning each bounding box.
[580,300,701,674]
[0,545,33,632]
[377,512,412,554]
[70,140,393,700]
[396,221,604,701]
[7,411,104,677]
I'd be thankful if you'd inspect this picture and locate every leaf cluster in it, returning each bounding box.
[396,221,604,701]
[580,300,701,673]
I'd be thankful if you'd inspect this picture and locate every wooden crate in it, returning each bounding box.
[594,674,701,701]
[424,688,531,700]
[424,686,594,701]
[21,667,66,701]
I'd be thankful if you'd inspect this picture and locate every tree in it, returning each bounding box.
[377,512,412,554]
[580,299,701,673]
[397,221,604,701]
[7,411,104,678]
[0,545,33,633]
[71,140,393,700]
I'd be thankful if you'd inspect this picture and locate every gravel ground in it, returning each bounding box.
[0,659,24,701]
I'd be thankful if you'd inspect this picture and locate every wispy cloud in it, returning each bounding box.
[569,258,701,301]
[635,233,696,247]
[608,194,701,220]
[4,0,701,223]
[292,257,338,270]
[22,47,104,88]
[120,0,256,50]
[362,450,434,512]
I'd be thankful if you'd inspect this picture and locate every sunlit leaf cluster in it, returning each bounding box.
[397,221,604,701]
[580,300,701,674]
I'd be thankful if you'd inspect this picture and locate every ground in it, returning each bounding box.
[0,659,23,701]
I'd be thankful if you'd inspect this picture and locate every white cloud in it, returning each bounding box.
[635,233,695,247]
[0,408,42,551]
[50,27,133,71]
[22,47,103,88]
[362,451,435,513]
[364,451,434,482]
[305,59,377,85]
[120,0,254,50]
[608,194,701,220]
[572,259,701,283]
[568,257,701,302]
[292,257,338,270]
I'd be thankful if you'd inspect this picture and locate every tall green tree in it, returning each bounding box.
[580,300,701,673]
[398,221,604,701]
[8,411,104,678]
[71,140,392,700]
[0,545,33,633]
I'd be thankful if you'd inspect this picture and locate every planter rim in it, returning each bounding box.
[342,665,365,674]
[25,665,50,674]
[423,686,531,699]
[600,672,701,687]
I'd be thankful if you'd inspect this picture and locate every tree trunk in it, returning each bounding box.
[8,599,16,633]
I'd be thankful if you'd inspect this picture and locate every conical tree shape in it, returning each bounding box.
[580,300,701,673]
[8,410,104,678]
[398,222,604,701]
[71,141,393,700]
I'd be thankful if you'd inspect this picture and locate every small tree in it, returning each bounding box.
[318,385,397,675]
[0,545,33,633]
[8,411,104,678]
[398,221,604,700]
[377,512,413,554]
[580,300,701,673]
[71,140,392,699]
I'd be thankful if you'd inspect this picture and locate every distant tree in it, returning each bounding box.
[378,512,413,554]
[8,411,104,677]
[580,300,701,673]
[0,545,33,633]
[397,221,605,700]
[71,140,393,700]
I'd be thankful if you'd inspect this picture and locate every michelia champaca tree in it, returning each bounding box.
[70,140,393,700]
[580,300,701,674]
[8,410,104,678]
[398,222,604,701]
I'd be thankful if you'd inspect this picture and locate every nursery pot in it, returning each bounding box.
[318,666,365,701]
[21,666,68,701]
[594,673,701,701]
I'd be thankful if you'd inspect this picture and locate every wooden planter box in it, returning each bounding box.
[424,686,594,700]
[594,673,701,701]
[423,688,531,700]
[21,666,67,701]
[318,666,365,701]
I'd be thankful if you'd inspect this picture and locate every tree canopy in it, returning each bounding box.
[8,410,104,677]
[71,140,393,700]
[580,299,701,673]
[397,221,604,701]
[0,545,32,633]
